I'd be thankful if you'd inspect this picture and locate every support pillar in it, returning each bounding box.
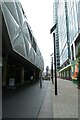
[21,67,24,85]
[64,71,65,78]
[36,71,39,80]
[3,55,8,87]
[67,70,69,78]
[51,57,54,84]
[73,41,76,60]
[39,71,42,88]
[33,71,36,81]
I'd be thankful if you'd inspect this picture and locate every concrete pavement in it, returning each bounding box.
[2,80,53,118]
[38,80,53,118]
[52,78,78,118]
[2,79,79,119]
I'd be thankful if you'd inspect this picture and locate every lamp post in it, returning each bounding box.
[50,24,58,95]
[50,53,54,84]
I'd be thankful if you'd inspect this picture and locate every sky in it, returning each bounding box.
[20,0,54,72]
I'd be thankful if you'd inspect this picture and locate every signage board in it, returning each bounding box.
[71,59,78,80]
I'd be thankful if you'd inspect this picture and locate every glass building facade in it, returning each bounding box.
[67,0,78,44]
[1,1,44,71]
[58,1,68,66]
[78,0,80,33]
[53,0,80,79]
[67,0,80,60]
[1,1,44,87]
[53,0,60,70]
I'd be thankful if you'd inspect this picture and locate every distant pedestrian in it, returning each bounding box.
[39,71,42,88]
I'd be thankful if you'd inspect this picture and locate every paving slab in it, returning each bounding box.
[52,78,78,119]
[2,78,79,119]
[38,81,53,118]
[2,80,53,118]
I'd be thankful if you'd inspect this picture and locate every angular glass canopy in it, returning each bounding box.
[1,1,44,71]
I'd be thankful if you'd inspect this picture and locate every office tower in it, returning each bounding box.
[53,0,80,79]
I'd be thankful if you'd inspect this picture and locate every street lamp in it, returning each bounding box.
[50,23,58,95]
[50,53,54,84]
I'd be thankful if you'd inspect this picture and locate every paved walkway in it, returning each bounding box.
[2,79,79,119]
[2,80,53,118]
[38,80,53,118]
[52,78,78,118]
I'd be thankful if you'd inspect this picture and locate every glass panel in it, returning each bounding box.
[67,0,78,43]
[16,2,25,27]
[2,2,20,43]
[4,2,19,24]
[13,33,27,58]
[2,1,44,70]
[22,21,30,43]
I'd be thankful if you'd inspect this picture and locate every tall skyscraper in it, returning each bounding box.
[53,0,60,70]
[53,0,80,79]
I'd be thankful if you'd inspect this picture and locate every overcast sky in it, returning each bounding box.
[20,0,54,72]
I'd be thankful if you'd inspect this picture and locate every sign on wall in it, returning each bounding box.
[71,59,78,80]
